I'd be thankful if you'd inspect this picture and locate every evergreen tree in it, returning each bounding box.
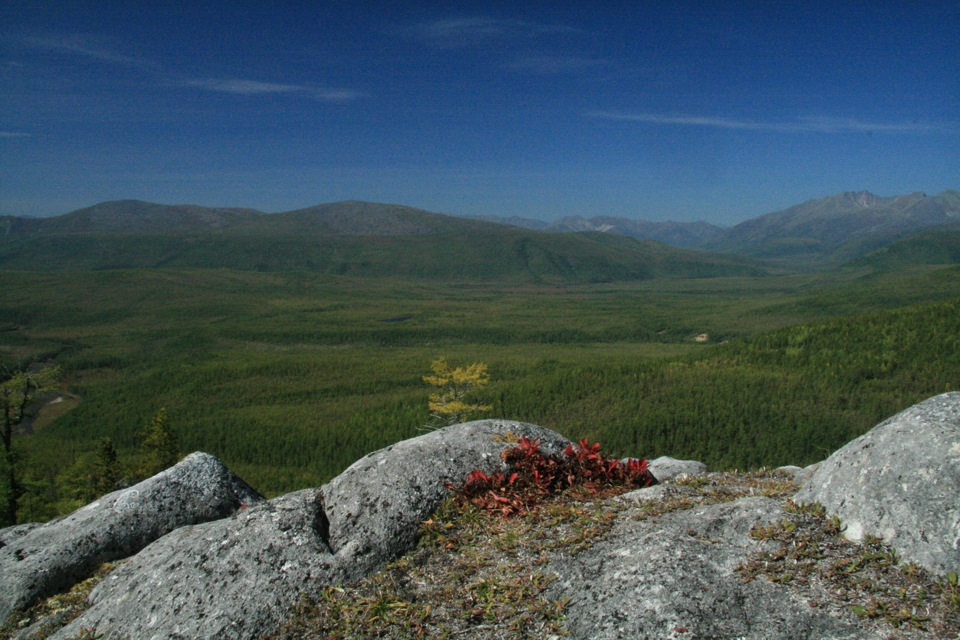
[137,408,180,479]
[1,361,59,526]
[92,437,121,495]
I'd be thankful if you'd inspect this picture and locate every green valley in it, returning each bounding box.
[3,262,960,524]
[2,197,960,525]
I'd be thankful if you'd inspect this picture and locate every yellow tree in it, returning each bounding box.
[423,358,492,427]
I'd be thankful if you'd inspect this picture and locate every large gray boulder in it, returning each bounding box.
[323,419,571,577]
[50,420,571,639]
[0,522,41,547]
[52,489,338,640]
[0,452,262,621]
[547,494,879,639]
[795,392,960,574]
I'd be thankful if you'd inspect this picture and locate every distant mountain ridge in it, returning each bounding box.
[1,200,265,235]
[470,190,960,267]
[467,214,725,248]
[706,189,960,267]
[248,201,495,236]
[0,200,762,283]
[2,189,958,273]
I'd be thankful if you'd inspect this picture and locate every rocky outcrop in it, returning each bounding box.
[777,462,822,487]
[52,488,338,640]
[0,452,263,621]
[47,419,571,640]
[0,523,41,548]
[796,392,960,574]
[547,495,877,639]
[322,419,570,577]
[6,396,960,639]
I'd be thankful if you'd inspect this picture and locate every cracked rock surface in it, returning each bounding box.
[0,452,262,622]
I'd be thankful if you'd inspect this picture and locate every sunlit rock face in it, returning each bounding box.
[0,452,262,621]
[46,420,571,640]
[796,392,960,575]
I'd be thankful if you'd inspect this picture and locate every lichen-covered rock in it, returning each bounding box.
[51,489,336,640]
[0,522,41,548]
[646,455,707,482]
[24,394,960,639]
[616,482,699,505]
[0,452,262,620]
[323,419,571,578]
[795,392,960,575]
[50,420,571,639]
[547,495,879,639]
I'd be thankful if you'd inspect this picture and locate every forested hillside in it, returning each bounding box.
[527,297,959,469]
[0,201,763,283]
[853,230,960,269]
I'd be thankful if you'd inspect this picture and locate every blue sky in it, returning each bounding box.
[1,1,957,224]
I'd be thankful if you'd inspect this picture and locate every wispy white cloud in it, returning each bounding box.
[401,16,580,47]
[0,131,31,138]
[19,34,362,102]
[312,89,366,102]
[412,17,527,40]
[588,111,953,134]
[179,78,363,101]
[791,116,945,134]
[181,78,307,95]
[23,35,158,70]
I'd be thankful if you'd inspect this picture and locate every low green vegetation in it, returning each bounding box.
[1,263,959,524]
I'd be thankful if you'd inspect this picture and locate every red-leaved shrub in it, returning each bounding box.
[447,436,655,517]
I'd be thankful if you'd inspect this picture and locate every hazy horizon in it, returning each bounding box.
[8,188,960,230]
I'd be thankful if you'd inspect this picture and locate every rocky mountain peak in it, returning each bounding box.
[841,190,882,207]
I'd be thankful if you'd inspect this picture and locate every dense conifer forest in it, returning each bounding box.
[1,263,959,525]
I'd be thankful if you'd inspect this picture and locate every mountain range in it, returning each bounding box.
[1,189,958,280]
[467,214,725,248]
[706,190,960,267]
[0,200,761,284]
[477,190,960,267]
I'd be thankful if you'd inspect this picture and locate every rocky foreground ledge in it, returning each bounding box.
[1,393,958,639]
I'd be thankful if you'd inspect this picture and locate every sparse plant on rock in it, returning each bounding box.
[738,499,960,636]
